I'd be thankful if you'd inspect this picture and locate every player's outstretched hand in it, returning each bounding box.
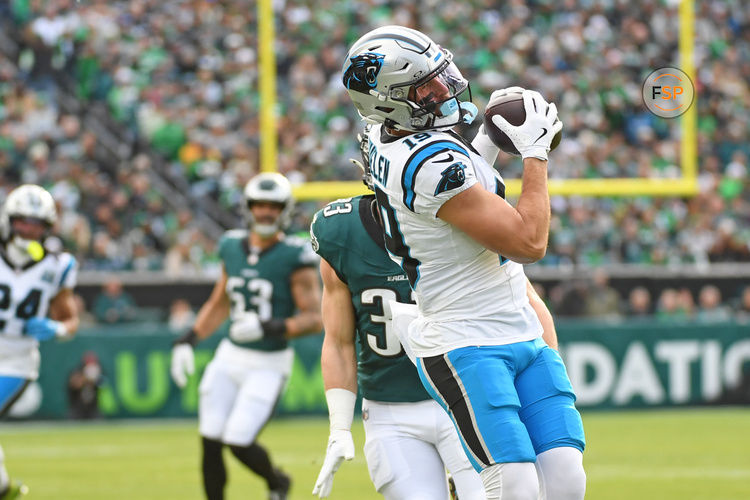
[490,89,562,161]
[24,317,65,341]
[228,311,263,343]
[312,429,355,498]
[170,343,195,388]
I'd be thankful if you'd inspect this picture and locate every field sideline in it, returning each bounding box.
[2,408,749,499]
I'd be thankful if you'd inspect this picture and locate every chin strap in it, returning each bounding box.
[460,101,478,124]
[253,223,279,238]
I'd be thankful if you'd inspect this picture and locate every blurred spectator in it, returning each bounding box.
[656,288,691,322]
[734,286,750,323]
[627,286,652,317]
[168,299,196,332]
[677,288,697,318]
[696,285,732,322]
[72,293,97,329]
[552,280,589,317]
[583,269,622,319]
[67,351,103,420]
[91,277,138,324]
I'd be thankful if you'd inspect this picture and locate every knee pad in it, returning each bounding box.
[536,447,586,500]
[480,462,538,500]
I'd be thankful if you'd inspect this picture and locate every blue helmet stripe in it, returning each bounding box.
[401,141,469,212]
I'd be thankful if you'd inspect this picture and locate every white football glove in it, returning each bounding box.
[170,343,195,388]
[471,123,500,165]
[489,88,562,161]
[488,86,526,107]
[228,311,263,343]
[312,429,355,498]
[472,86,527,164]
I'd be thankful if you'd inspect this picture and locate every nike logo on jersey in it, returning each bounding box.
[534,127,548,144]
[434,153,455,164]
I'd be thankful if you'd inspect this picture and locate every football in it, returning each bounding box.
[483,90,562,156]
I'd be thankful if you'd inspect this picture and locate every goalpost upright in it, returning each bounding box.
[257,0,697,201]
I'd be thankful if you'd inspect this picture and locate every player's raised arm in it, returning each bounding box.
[313,257,356,498]
[437,89,560,264]
[284,265,323,338]
[46,288,80,339]
[191,266,233,339]
[526,279,558,350]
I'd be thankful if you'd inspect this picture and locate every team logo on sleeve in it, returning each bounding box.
[434,162,467,195]
[343,53,385,92]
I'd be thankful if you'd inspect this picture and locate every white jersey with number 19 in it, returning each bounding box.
[368,124,542,358]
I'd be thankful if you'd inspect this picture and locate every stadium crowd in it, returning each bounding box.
[0,0,749,310]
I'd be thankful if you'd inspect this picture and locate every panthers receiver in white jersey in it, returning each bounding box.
[342,26,585,500]
[0,185,80,499]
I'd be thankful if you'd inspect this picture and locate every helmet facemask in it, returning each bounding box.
[246,200,287,238]
[390,55,476,131]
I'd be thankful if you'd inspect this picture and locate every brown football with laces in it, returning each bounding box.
[483,90,562,156]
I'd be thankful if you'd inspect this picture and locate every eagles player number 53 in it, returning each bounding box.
[226,277,273,322]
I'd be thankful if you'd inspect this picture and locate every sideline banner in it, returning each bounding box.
[21,321,750,419]
[30,325,325,419]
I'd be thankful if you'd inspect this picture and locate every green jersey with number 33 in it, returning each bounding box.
[310,195,429,402]
[219,230,318,351]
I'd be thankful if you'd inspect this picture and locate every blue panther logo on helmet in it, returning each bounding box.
[343,53,385,93]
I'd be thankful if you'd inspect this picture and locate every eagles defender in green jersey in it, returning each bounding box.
[170,173,322,500]
[311,195,426,403]
[310,192,485,499]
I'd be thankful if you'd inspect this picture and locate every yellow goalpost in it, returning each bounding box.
[257,0,697,201]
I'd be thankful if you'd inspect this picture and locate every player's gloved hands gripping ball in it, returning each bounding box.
[24,317,67,341]
[486,88,562,161]
[472,87,528,163]
[170,329,197,388]
[313,388,357,498]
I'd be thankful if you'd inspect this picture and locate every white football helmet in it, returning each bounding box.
[0,184,57,265]
[243,173,294,237]
[342,25,476,132]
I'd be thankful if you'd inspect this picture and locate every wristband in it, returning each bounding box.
[325,388,357,431]
[261,318,287,338]
[174,329,199,347]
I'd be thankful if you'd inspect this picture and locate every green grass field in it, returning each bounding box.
[2,408,749,499]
